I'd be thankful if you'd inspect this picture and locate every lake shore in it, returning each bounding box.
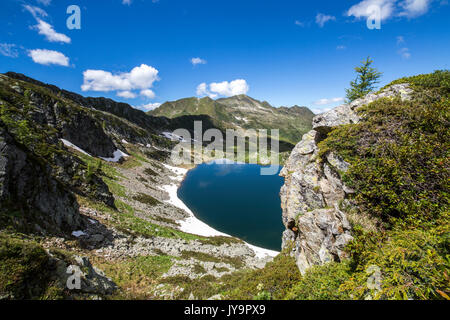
[162,163,280,259]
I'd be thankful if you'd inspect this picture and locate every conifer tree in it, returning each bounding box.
[346,57,382,102]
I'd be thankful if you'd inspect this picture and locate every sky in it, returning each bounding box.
[0,0,449,113]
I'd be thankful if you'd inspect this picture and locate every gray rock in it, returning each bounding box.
[56,255,117,295]
[280,84,413,274]
[313,104,360,134]
[326,152,350,172]
[313,83,413,134]
[0,125,82,233]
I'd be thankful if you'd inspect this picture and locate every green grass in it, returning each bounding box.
[180,251,244,269]
[220,252,301,300]
[132,193,162,206]
[0,233,66,300]
[192,264,207,274]
[92,254,174,299]
[159,275,221,300]
[143,167,158,176]
[286,262,352,300]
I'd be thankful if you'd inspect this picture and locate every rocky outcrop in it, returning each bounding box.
[53,255,117,296]
[0,74,120,233]
[313,84,413,134]
[0,125,82,233]
[280,84,413,274]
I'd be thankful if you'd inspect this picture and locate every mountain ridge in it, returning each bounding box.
[150,94,315,145]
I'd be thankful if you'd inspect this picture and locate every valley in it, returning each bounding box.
[0,70,448,301]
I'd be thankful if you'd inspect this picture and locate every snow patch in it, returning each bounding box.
[207,158,246,165]
[61,139,129,163]
[100,149,129,163]
[60,139,91,156]
[235,116,249,123]
[161,131,187,142]
[72,230,87,237]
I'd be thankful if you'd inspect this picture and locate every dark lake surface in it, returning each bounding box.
[178,162,285,251]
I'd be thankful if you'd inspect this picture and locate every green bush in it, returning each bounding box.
[221,253,302,300]
[319,90,449,224]
[314,70,450,300]
[132,193,161,206]
[0,235,63,299]
[341,223,450,300]
[286,261,352,300]
[382,69,449,94]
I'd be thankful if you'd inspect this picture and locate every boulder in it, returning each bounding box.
[55,255,117,295]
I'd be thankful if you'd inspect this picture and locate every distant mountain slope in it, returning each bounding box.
[149,94,314,145]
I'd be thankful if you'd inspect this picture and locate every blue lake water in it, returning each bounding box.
[177,162,285,251]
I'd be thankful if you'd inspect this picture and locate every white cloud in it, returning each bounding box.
[134,103,161,111]
[28,49,69,66]
[398,47,411,59]
[337,45,347,50]
[191,57,207,66]
[210,80,249,97]
[313,97,345,106]
[140,89,156,99]
[81,64,160,100]
[347,0,432,21]
[399,0,432,17]
[196,83,215,98]
[397,35,405,44]
[347,0,396,20]
[312,107,333,114]
[36,0,51,6]
[123,0,159,5]
[0,43,19,58]
[396,36,411,59]
[117,91,137,99]
[294,20,305,27]
[23,5,48,19]
[197,79,249,98]
[34,19,71,43]
[315,13,336,27]
[24,5,71,44]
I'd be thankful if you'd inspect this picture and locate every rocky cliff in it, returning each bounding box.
[280,84,414,274]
